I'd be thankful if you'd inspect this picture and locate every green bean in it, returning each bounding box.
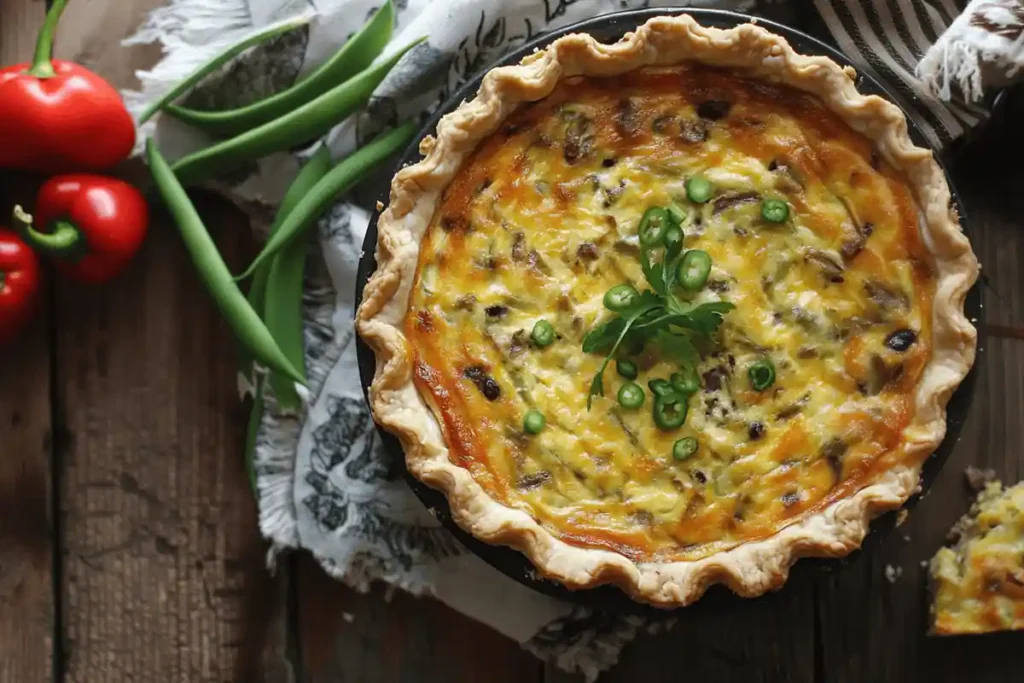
[171,37,424,187]
[166,0,395,137]
[237,119,417,281]
[244,376,264,497]
[239,267,269,393]
[239,145,333,392]
[138,14,313,125]
[264,147,332,410]
[146,139,306,386]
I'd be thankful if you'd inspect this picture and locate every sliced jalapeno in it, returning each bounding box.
[604,284,640,312]
[638,207,669,247]
[653,395,688,431]
[748,359,776,391]
[673,437,699,461]
[617,382,645,409]
[685,176,713,204]
[648,378,676,399]
[616,359,638,379]
[663,224,683,252]
[761,198,790,223]
[670,371,700,396]
[676,249,712,291]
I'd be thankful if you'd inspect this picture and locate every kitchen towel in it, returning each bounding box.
[123,0,1010,679]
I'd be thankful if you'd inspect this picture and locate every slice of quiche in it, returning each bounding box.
[929,472,1024,635]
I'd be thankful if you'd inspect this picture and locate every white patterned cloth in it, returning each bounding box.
[123,0,1009,678]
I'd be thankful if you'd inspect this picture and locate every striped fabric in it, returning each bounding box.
[812,0,989,149]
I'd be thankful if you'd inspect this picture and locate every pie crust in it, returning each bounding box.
[356,15,979,606]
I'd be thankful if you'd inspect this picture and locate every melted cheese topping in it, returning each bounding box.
[405,66,934,561]
[931,481,1024,634]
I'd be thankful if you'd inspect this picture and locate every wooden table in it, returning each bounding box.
[1,1,1022,681]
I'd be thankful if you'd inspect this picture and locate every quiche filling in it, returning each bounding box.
[404,65,934,561]
[930,478,1024,634]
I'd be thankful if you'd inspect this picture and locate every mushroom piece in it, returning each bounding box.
[820,437,848,482]
[615,98,642,137]
[562,112,595,164]
[712,191,760,214]
[804,248,845,283]
[516,471,552,490]
[864,280,909,312]
[651,114,676,134]
[680,119,709,143]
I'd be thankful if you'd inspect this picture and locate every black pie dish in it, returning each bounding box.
[353,7,984,615]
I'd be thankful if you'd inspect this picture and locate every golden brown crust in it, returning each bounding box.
[356,15,979,606]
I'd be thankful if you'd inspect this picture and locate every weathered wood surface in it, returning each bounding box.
[1,0,1023,682]
[55,193,292,683]
[0,171,55,681]
[0,10,55,678]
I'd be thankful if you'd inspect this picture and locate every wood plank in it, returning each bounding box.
[813,93,1024,682]
[2,3,59,681]
[0,168,54,683]
[56,191,292,682]
[0,0,46,66]
[54,0,166,90]
[601,580,816,683]
[296,552,545,683]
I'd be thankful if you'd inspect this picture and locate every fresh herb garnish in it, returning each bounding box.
[583,206,734,409]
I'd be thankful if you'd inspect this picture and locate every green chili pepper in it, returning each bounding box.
[237,119,418,281]
[616,359,638,379]
[685,176,713,203]
[663,224,683,252]
[523,409,546,434]
[146,139,306,386]
[748,359,776,391]
[617,382,645,409]
[673,437,699,461]
[531,319,555,347]
[653,395,687,430]
[638,207,669,247]
[138,14,314,125]
[241,144,332,392]
[761,198,790,223]
[171,37,424,187]
[667,202,687,226]
[648,378,676,399]
[604,284,639,312]
[166,1,395,137]
[676,249,712,291]
[670,370,700,396]
[263,147,333,412]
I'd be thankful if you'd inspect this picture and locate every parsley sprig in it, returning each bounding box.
[582,206,734,409]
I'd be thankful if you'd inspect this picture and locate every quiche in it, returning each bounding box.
[357,15,979,605]
[930,475,1024,635]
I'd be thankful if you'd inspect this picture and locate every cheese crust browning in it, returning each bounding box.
[358,15,978,605]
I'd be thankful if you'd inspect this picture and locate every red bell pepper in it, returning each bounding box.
[0,0,136,173]
[0,229,42,345]
[13,175,149,284]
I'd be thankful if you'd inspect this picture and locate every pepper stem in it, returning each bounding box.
[27,0,69,79]
[12,205,81,256]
